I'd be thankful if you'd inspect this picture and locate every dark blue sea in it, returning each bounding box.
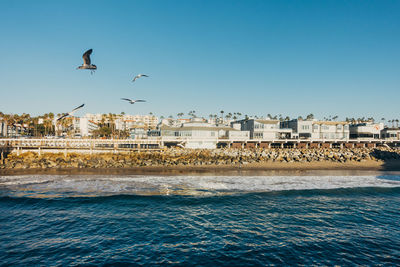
[1,173,400,266]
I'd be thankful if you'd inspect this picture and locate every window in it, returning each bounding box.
[301,125,310,130]
[254,132,263,138]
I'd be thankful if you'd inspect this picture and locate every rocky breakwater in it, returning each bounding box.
[1,147,399,169]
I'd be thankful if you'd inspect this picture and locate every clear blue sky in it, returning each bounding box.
[0,0,399,120]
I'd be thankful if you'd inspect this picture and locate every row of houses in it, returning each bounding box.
[2,114,400,148]
[153,118,399,148]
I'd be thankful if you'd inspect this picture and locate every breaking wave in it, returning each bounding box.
[1,174,400,198]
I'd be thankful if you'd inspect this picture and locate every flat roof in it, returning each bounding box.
[160,125,240,131]
[255,119,279,124]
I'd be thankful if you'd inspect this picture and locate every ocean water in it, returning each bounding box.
[1,173,400,265]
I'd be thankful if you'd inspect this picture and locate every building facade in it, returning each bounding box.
[349,122,384,139]
[381,127,400,140]
[281,119,350,140]
[237,119,292,140]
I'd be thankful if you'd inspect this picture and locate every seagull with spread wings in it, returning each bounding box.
[121,98,146,104]
[132,74,149,82]
[57,104,85,121]
[77,49,97,74]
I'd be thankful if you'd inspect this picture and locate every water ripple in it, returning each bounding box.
[1,175,400,265]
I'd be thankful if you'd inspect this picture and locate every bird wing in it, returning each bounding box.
[82,49,93,65]
[135,100,146,102]
[132,76,139,82]
[141,74,149,77]
[121,98,132,102]
[57,114,68,121]
[71,104,85,113]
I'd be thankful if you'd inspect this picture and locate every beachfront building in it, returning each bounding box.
[160,125,219,149]
[236,119,292,140]
[280,119,312,139]
[130,127,148,139]
[160,118,249,148]
[381,127,400,140]
[311,121,350,139]
[281,119,350,140]
[349,122,384,139]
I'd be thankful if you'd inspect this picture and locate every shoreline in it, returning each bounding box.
[1,160,400,176]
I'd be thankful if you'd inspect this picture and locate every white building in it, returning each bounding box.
[381,127,400,140]
[79,118,99,137]
[350,122,384,139]
[311,121,350,139]
[236,119,292,140]
[281,119,350,140]
[160,125,219,149]
[160,119,249,149]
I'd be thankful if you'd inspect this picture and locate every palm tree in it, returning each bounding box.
[188,110,196,118]
[306,113,314,120]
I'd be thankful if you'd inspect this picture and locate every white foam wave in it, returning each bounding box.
[1,174,400,196]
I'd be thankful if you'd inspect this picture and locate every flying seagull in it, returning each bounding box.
[132,74,149,82]
[77,49,97,74]
[121,98,146,104]
[57,104,85,121]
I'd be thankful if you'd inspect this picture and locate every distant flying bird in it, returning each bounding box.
[132,74,149,82]
[57,104,85,121]
[121,98,146,104]
[77,49,97,74]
